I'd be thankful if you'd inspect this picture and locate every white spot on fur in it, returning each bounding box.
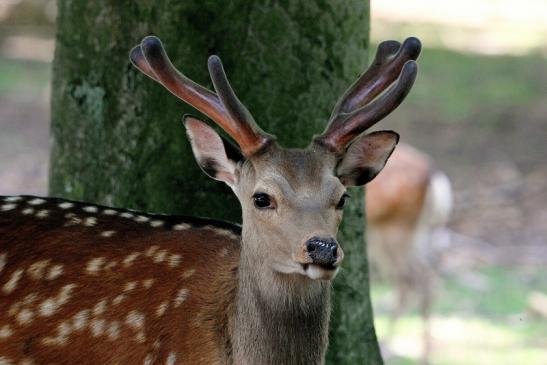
[153,250,168,263]
[4,196,22,202]
[150,220,164,227]
[156,302,168,317]
[84,217,98,226]
[64,212,82,226]
[73,310,90,330]
[145,245,160,257]
[173,223,191,230]
[124,281,137,292]
[107,321,121,340]
[168,254,182,268]
[181,269,195,280]
[166,352,177,365]
[120,212,134,219]
[0,253,6,273]
[126,310,145,330]
[104,260,117,270]
[143,354,153,365]
[24,293,38,305]
[28,198,46,205]
[215,228,239,240]
[42,321,72,346]
[86,257,105,275]
[0,325,13,339]
[123,252,140,267]
[83,206,99,213]
[20,359,35,365]
[135,215,150,223]
[27,259,50,280]
[100,230,116,237]
[174,288,189,307]
[1,204,16,211]
[90,318,106,337]
[39,284,76,317]
[16,308,34,325]
[35,209,49,218]
[2,268,24,294]
[93,299,108,316]
[39,298,56,317]
[21,208,34,215]
[46,264,64,280]
[112,294,126,306]
[142,279,154,289]
[102,209,117,215]
[58,202,74,209]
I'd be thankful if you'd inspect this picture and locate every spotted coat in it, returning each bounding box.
[0,196,240,365]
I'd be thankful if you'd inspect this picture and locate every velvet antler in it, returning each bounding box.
[315,37,421,153]
[130,36,273,156]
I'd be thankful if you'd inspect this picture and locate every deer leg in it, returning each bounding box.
[419,274,434,365]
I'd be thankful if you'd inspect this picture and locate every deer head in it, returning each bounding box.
[130,36,420,282]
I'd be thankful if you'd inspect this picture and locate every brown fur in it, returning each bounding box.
[0,197,239,365]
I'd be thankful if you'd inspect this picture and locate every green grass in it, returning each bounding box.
[371,266,547,365]
[0,56,50,98]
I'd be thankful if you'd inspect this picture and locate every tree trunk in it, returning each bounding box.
[50,1,382,363]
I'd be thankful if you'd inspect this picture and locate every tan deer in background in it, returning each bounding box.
[0,36,421,365]
[366,143,453,364]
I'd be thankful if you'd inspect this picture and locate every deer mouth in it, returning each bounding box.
[301,263,340,280]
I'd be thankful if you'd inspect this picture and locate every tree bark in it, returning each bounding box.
[50,1,382,363]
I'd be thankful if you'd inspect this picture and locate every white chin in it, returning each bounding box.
[304,264,339,281]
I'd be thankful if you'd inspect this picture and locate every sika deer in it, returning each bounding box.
[366,143,452,363]
[0,36,421,365]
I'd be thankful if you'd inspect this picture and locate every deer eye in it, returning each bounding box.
[336,193,350,210]
[253,193,274,209]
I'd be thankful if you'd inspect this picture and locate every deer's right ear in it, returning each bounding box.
[184,116,243,188]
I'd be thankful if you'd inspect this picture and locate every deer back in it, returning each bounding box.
[0,196,240,365]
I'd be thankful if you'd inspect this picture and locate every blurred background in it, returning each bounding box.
[0,0,545,364]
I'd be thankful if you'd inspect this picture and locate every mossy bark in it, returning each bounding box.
[50,1,382,363]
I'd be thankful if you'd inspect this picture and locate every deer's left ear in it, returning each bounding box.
[336,131,399,186]
[184,116,243,188]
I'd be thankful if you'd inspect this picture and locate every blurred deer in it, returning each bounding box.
[366,143,452,364]
[0,36,422,365]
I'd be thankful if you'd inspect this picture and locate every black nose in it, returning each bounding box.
[306,237,338,267]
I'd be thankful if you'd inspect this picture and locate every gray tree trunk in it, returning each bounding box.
[50,1,382,364]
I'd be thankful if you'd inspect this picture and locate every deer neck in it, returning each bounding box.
[230,231,331,365]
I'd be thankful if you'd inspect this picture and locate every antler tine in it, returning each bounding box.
[315,37,421,153]
[132,36,272,157]
[317,60,418,152]
[333,37,421,115]
[129,45,159,82]
[137,36,227,128]
[207,56,273,155]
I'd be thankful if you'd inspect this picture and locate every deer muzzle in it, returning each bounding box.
[305,236,340,269]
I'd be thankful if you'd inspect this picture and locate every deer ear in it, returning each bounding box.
[184,116,243,188]
[336,131,399,186]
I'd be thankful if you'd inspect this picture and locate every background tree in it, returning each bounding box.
[50,1,382,363]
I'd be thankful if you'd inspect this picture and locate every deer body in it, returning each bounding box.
[0,35,422,364]
[366,143,452,363]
